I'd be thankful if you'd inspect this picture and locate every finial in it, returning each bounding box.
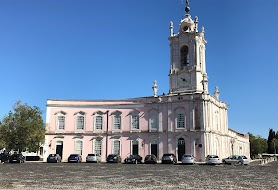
[202,26,205,33]
[152,80,158,97]
[214,86,220,100]
[169,21,174,36]
[185,0,190,14]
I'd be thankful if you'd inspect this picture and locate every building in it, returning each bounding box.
[43,2,250,162]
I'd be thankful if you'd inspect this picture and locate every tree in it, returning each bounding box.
[0,101,45,152]
[248,132,268,156]
[267,128,276,154]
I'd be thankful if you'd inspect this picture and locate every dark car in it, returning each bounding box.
[144,154,157,164]
[0,153,11,163]
[68,154,82,163]
[106,154,121,163]
[9,154,25,163]
[47,154,62,163]
[162,153,177,164]
[124,155,142,164]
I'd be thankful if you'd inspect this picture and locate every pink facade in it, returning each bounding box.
[44,95,206,162]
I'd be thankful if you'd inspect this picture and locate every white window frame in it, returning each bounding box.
[56,112,66,131]
[75,112,85,131]
[74,140,83,155]
[94,139,102,156]
[112,111,122,131]
[112,139,121,155]
[130,110,140,130]
[175,108,186,129]
[149,110,158,130]
[94,113,103,131]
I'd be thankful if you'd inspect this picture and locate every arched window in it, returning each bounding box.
[149,109,158,130]
[130,110,140,130]
[55,111,66,130]
[94,112,103,130]
[94,139,102,155]
[175,108,186,129]
[75,112,85,130]
[180,45,189,67]
[112,111,122,130]
[74,140,83,155]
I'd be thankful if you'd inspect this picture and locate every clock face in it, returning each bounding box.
[178,74,190,87]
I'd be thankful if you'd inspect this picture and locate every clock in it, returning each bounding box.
[178,74,190,87]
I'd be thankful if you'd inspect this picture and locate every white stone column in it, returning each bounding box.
[201,133,205,161]
[191,135,195,156]
[190,102,195,130]
[168,134,172,153]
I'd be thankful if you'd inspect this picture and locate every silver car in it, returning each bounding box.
[86,154,101,163]
[181,154,195,164]
[222,155,249,165]
[206,155,221,165]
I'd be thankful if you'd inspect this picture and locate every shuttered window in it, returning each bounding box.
[57,116,65,130]
[94,140,102,155]
[113,116,121,130]
[150,114,157,129]
[113,140,120,155]
[177,113,185,128]
[76,116,84,130]
[95,116,103,130]
[74,141,83,155]
[131,115,139,130]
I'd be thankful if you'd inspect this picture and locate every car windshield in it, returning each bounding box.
[70,154,78,157]
[88,154,95,156]
[108,154,116,157]
[241,156,247,159]
[209,155,219,158]
[163,154,173,157]
[128,155,137,158]
[49,154,56,157]
[183,155,192,157]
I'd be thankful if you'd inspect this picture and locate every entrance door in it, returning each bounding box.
[178,138,185,161]
[132,141,139,155]
[151,144,158,157]
[56,141,63,159]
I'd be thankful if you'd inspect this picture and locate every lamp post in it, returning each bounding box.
[274,139,276,155]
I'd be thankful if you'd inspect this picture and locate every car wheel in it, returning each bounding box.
[238,161,243,165]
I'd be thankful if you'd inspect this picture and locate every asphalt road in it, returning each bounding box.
[0,161,277,189]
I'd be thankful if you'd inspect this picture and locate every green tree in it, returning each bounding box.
[0,101,45,152]
[248,132,268,156]
[267,128,276,154]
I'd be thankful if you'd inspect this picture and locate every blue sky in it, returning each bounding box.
[0,0,277,138]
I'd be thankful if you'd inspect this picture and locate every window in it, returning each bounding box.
[74,140,83,155]
[131,115,139,130]
[180,45,189,67]
[94,139,102,155]
[55,111,66,130]
[113,140,121,155]
[75,112,85,130]
[77,116,84,130]
[57,116,65,130]
[149,110,158,130]
[95,115,103,130]
[175,108,186,129]
[112,111,122,130]
[130,110,140,130]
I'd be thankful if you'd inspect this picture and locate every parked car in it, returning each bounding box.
[144,154,157,164]
[124,155,142,164]
[206,155,220,165]
[162,153,177,164]
[47,154,62,163]
[222,155,249,165]
[0,153,11,163]
[68,154,82,163]
[181,154,195,164]
[9,154,25,163]
[86,154,101,163]
[106,154,121,163]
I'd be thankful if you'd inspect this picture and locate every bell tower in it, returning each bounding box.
[169,1,208,94]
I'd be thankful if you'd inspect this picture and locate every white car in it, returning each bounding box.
[86,154,101,163]
[222,155,250,165]
[181,154,195,164]
[206,155,221,165]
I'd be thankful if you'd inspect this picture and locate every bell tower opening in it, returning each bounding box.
[180,45,189,68]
